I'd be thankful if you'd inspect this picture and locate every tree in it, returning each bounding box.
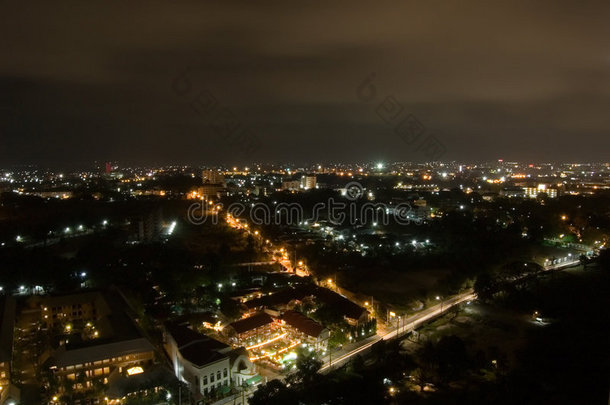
[328,329,348,349]
[250,379,295,405]
[349,355,365,374]
[219,297,242,320]
[474,272,496,302]
[579,254,589,269]
[412,367,434,392]
[600,249,610,271]
[436,335,469,383]
[295,346,322,384]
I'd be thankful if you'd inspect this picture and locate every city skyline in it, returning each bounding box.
[1,3,610,403]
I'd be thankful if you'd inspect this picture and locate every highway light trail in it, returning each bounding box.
[319,291,476,372]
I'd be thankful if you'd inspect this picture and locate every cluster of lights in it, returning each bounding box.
[166,220,177,236]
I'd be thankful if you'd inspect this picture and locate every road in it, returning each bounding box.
[318,258,583,373]
[544,259,580,271]
[319,290,476,372]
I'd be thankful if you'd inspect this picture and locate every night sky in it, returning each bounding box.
[1,1,609,167]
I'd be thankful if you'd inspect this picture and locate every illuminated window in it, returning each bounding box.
[127,366,144,376]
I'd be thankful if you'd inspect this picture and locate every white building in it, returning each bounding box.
[164,324,260,402]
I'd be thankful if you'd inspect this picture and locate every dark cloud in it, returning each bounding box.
[1,1,609,167]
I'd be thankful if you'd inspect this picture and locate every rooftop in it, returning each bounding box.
[282,310,325,338]
[48,338,155,368]
[165,323,231,367]
[228,313,273,335]
[46,289,154,368]
[244,285,367,321]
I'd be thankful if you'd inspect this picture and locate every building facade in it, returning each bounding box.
[164,324,259,403]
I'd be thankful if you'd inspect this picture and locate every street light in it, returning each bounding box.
[436,296,443,313]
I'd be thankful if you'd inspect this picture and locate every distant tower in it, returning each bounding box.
[300,175,317,190]
[202,170,225,186]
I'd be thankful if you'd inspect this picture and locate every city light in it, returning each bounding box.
[166,221,177,235]
[4,7,610,404]
[246,333,288,350]
[127,366,144,375]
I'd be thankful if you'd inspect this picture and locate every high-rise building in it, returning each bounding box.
[300,175,317,190]
[202,170,225,186]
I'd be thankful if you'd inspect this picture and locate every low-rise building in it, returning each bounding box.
[224,313,275,347]
[243,285,369,326]
[281,180,301,191]
[163,323,259,402]
[41,291,109,329]
[280,311,329,351]
[44,290,158,401]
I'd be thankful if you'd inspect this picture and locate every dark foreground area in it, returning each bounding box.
[250,263,610,405]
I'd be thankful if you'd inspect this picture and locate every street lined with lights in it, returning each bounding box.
[319,290,476,372]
